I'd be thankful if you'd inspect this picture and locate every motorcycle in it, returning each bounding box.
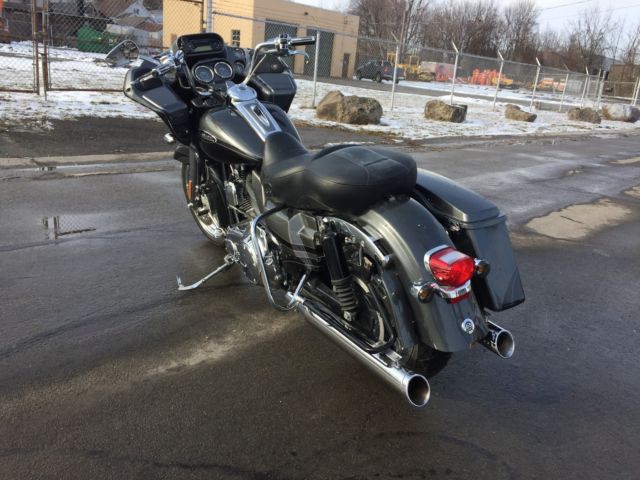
[106,33,525,407]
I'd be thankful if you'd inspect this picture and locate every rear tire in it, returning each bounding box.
[403,344,452,379]
[374,73,382,83]
[181,163,226,246]
[356,71,362,80]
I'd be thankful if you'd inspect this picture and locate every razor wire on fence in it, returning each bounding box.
[1,3,639,111]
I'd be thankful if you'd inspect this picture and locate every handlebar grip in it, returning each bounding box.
[290,36,316,46]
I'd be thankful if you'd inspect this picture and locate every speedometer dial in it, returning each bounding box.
[213,62,234,80]
[194,65,214,84]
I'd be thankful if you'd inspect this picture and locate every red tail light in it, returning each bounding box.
[427,247,475,288]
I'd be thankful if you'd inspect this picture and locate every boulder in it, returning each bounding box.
[602,104,640,123]
[567,107,601,124]
[316,90,383,125]
[505,104,537,122]
[424,100,467,123]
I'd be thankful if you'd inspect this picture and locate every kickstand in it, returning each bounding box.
[176,254,236,291]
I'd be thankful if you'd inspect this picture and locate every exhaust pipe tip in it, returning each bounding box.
[405,374,431,407]
[494,329,515,359]
[480,321,515,359]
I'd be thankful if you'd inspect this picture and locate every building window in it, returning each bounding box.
[231,30,241,47]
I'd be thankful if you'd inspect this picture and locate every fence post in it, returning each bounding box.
[634,77,640,106]
[206,0,213,32]
[492,50,504,111]
[580,67,589,107]
[529,57,541,111]
[41,0,50,97]
[390,42,400,111]
[558,69,570,112]
[629,78,639,105]
[311,30,321,108]
[31,0,40,94]
[450,41,459,105]
[596,70,606,109]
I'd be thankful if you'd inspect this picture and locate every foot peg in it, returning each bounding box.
[177,254,236,291]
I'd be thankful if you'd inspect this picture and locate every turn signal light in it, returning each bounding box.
[427,247,475,288]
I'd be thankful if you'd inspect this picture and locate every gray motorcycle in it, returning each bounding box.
[107,32,524,407]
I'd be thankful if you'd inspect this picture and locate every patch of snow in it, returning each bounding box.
[0,42,638,140]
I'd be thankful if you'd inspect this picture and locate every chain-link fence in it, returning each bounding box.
[0,0,39,92]
[2,2,639,111]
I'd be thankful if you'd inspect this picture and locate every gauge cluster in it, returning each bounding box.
[193,61,235,84]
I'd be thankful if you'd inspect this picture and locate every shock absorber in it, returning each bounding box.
[321,232,358,320]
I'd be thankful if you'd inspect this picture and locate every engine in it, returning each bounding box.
[224,225,281,286]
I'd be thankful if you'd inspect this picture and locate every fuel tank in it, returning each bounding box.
[199,102,301,164]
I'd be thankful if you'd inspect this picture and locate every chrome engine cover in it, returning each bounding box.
[225,226,261,284]
[224,225,279,285]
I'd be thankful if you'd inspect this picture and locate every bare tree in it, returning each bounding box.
[500,0,539,63]
[419,0,501,56]
[565,7,620,72]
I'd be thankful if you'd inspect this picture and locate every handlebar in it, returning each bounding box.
[290,36,316,47]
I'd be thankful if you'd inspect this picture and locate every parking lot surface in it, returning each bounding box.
[1,132,639,479]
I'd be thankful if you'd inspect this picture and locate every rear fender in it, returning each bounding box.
[356,197,487,352]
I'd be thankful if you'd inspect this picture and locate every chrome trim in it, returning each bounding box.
[227,83,257,102]
[423,244,449,273]
[461,318,475,335]
[287,293,431,407]
[193,65,214,84]
[479,320,515,359]
[213,61,233,80]
[232,98,281,142]
[251,206,304,311]
[412,279,472,302]
[323,217,391,268]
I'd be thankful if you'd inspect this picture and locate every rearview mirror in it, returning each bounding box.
[105,40,140,68]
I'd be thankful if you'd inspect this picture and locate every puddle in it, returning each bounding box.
[42,215,96,240]
[625,186,640,199]
[612,157,640,165]
[525,199,633,240]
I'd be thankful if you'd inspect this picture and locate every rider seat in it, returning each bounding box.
[261,132,417,214]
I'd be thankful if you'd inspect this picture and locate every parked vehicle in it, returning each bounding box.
[107,32,524,408]
[355,59,404,83]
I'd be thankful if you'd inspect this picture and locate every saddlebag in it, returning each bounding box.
[413,169,525,311]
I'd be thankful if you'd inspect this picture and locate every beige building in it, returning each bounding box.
[163,0,360,78]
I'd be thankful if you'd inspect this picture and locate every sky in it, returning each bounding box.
[292,0,640,37]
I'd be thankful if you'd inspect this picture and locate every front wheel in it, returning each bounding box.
[181,163,226,246]
[374,73,382,83]
[356,71,362,80]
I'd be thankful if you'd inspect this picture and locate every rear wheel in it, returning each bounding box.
[181,163,226,246]
[356,71,362,80]
[403,344,452,379]
[374,73,382,83]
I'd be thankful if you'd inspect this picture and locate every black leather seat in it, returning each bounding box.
[261,131,417,214]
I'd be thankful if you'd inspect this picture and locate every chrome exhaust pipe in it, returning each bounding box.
[480,320,515,359]
[291,296,430,408]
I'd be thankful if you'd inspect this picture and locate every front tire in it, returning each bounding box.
[356,71,362,80]
[181,163,226,246]
[374,73,382,83]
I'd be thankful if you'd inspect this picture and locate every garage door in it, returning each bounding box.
[265,21,298,70]
[304,29,334,77]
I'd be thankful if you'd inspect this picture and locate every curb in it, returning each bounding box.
[0,151,173,169]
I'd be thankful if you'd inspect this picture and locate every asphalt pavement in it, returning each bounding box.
[1,130,639,479]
